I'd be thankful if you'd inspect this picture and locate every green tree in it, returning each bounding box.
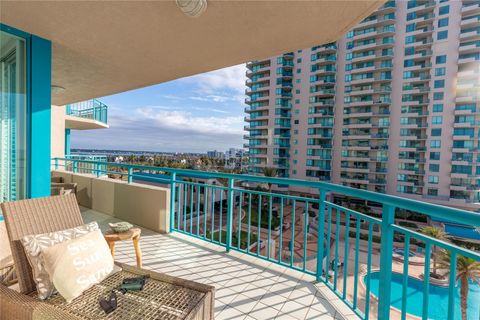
[420,226,448,276]
[262,167,278,193]
[438,251,480,320]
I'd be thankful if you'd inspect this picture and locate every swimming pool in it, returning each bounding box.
[445,224,480,241]
[393,248,416,257]
[365,271,480,319]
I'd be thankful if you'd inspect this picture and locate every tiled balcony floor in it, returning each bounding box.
[82,207,359,320]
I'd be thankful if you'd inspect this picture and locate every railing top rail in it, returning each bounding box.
[52,157,480,227]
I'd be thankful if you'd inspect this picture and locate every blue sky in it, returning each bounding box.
[71,64,247,153]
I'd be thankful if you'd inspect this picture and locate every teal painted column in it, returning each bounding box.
[65,129,71,155]
[29,35,52,198]
[378,204,395,319]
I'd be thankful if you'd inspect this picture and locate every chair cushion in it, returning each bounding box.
[41,229,115,303]
[21,222,98,299]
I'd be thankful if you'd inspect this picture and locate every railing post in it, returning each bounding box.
[95,163,100,177]
[72,160,77,173]
[169,172,177,233]
[93,103,97,121]
[378,204,395,320]
[54,158,58,170]
[316,189,326,281]
[127,167,133,183]
[226,178,234,252]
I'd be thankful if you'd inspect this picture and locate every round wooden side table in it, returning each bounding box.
[104,228,142,268]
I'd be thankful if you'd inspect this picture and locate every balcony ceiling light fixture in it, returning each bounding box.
[51,85,66,94]
[176,0,207,17]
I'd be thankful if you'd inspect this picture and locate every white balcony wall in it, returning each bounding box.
[51,171,170,233]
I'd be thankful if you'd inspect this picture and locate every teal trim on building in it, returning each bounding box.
[29,33,51,198]
[65,129,71,155]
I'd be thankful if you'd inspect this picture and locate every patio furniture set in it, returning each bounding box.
[0,194,215,319]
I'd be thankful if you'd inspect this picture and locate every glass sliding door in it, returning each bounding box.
[0,30,27,202]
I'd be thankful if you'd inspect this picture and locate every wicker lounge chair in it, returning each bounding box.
[0,194,215,320]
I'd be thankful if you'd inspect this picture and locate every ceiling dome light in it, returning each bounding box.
[176,0,207,17]
[51,85,66,94]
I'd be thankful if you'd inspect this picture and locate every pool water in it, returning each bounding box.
[393,248,416,257]
[445,224,480,241]
[365,271,480,320]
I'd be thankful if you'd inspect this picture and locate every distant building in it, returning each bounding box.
[207,150,224,158]
[245,0,480,210]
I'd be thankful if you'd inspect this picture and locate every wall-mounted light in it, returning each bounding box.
[51,85,66,94]
[176,0,207,17]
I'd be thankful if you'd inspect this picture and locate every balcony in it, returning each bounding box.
[65,99,109,129]
[50,158,480,320]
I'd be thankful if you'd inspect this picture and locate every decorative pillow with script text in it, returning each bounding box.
[21,222,99,299]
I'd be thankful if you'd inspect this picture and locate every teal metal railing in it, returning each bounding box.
[52,157,480,320]
[66,99,108,124]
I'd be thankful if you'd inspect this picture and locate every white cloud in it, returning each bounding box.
[136,107,243,135]
[72,108,245,153]
[184,64,247,94]
[73,64,248,152]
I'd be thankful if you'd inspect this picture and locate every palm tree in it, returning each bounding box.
[420,226,448,276]
[262,167,278,193]
[438,251,480,320]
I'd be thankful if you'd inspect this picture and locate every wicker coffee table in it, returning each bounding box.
[1,263,215,320]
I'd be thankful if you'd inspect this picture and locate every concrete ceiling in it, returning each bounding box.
[1,0,384,105]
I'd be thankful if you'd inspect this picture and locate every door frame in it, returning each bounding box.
[1,23,51,199]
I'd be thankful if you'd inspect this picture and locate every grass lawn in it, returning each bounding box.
[241,205,281,229]
[206,230,259,250]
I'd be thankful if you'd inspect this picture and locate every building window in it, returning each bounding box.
[435,67,446,76]
[406,23,415,33]
[297,58,302,63]
[433,104,443,112]
[433,92,444,101]
[429,164,440,172]
[436,55,446,64]
[430,140,441,148]
[431,128,442,136]
[428,176,439,184]
[434,80,445,88]
[295,89,300,94]
[428,189,438,196]
[405,47,414,56]
[438,18,449,28]
[432,116,443,125]
[439,5,449,15]
[437,30,448,40]
[430,152,441,160]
